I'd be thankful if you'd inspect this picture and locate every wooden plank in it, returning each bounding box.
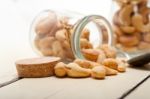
[126,75,150,99]
[127,78,150,99]
[0,67,149,99]
[0,73,19,88]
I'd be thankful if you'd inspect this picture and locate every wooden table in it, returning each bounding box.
[0,65,149,99]
[0,46,150,99]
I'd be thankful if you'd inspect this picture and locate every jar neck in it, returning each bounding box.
[71,15,114,59]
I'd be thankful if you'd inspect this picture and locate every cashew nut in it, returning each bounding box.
[74,59,100,69]
[96,51,106,64]
[113,25,123,36]
[91,66,106,79]
[35,11,57,36]
[39,36,55,49]
[104,66,118,76]
[66,63,91,78]
[102,58,118,70]
[138,1,150,24]
[100,44,117,58]
[116,59,127,72]
[81,49,100,61]
[52,41,65,58]
[54,62,67,77]
[55,29,67,41]
[62,40,71,50]
[74,59,93,69]
[80,38,93,49]
[132,14,150,33]
[81,28,90,40]
[119,4,133,26]
[118,34,140,47]
[40,48,53,56]
[120,26,136,34]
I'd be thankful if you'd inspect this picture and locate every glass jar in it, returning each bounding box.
[111,0,150,56]
[30,10,114,61]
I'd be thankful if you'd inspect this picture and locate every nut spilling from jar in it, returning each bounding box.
[54,44,128,79]
[34,11,93,61]
[113,0,150,52]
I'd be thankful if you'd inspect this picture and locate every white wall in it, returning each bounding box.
[0,0,112,76]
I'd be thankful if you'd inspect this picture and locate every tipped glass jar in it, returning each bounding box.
[30,10,114,61]
[111,0,150,55]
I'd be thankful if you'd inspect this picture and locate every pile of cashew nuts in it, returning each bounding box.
[54,44,128,79]
[34,11,92,61]
[113,0,150,52]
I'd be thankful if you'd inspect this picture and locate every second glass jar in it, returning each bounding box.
[111,0,150,54]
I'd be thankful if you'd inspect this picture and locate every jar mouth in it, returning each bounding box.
[71,15,114,60]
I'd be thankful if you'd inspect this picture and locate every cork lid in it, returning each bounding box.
[15,57,60,65]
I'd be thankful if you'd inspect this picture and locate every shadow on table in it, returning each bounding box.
[129,64,150,71]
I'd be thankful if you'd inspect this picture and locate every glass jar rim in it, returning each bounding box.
[71,15,114,59]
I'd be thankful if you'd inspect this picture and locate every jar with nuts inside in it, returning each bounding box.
[111,0,150,56]
[30,10,114,62]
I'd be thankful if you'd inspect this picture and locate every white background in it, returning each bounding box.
[0,0,112,77]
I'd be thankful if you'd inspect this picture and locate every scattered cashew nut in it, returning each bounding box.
[102,58,118,70]
[54,62,67,77]
[66,63,91,78]
[91,66,106,79]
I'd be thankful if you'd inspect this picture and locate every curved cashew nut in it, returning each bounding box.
[139,7,150,24]
[52,41,65,58]
[104,66,118,76]
[118,34,140,47]
[39,36,55,49]
[40,48,54,56]
[113,25,123,36]
[96,51,106,64]
[66,63,91,78]
[120,26,136,34]
[81,49,100,61]
[102,58,118,70]
[80,38,93,49]
[119,4,133,26]
[132,14,150,33]
[81,28,90,40]
[138,0,150,24]
[54,62,67,77]
[91,66,106,79]
[100,44,117,58]
[35,11,57,36]
[74,59,100,69]
[116,59,127,72]
[55,29,67,41]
